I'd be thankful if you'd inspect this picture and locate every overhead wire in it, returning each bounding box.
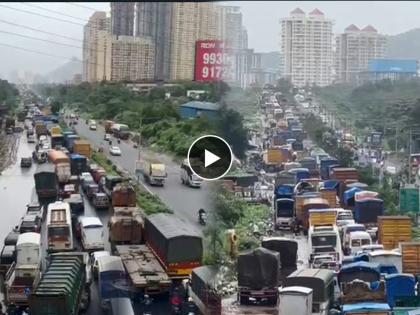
[67,2,100,12]
[19,3,89,22]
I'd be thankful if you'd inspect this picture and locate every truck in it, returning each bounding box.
[48,149,71,184]
[320,157,339,180]
[73,139,92,159]
[111,123,130,140]
[51,134,65,148]
[104,120,114,133]
[35,121,48,138]
[111,183,136,207]
[29,253,90,315]
[102,175,124,199]
[278,286,313,315]
[65,134,80,152]
[261,237,298,279]
[144,213,202,278]
[308,224,342,264]
[330,167,359,182]
[116,245,171,295]
[190,266,222,315]
[50,125,61,136]
[400,242,420,275]
[5,233,42,312]
[70,154,87,175]
[274,198,294,229]
[377,216,412,250]
[34,164,58,198]
[237,247,280,305]
[354,198,384,239]
[297,197,330,233]
[108,207,143,251]
[385,274,416,307]
[283,269,335,315]
[141,160,167,186]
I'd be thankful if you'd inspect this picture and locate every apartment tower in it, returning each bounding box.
[280,8,334,87]
[335,25,387,84]
[111,2,135,36]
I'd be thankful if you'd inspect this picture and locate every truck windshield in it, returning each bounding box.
[277,207,293,218]
[48,226,70,237]
[311,235,337,247]
[338,214,353,220]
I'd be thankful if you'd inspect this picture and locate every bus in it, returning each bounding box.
[47,201,73,252]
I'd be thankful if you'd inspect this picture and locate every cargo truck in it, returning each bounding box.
[111,183,136,207]
[65,134,80,152]
[354,198,384,239]
[102,175,124,199]
[274,198,294,229]
[320,157,339,180]
[141,160,167,186]
[35,121,47,138]
[400,242,420,275]
[34,164,58,198]
[145,213,202,278]
[108,207,143,252]
[237,247,280,305]
[377,216,412,250]
[5,233,41,312]
[112,123,130,140]
[51,134,64,148]
[116,245,171,295]
[29,253,90,315]
[73,139,92,158]
[70,154,87,175]
[48,149,71,184]
[190,266,222,315]
[104,120,114,133]
[297,197,330,233]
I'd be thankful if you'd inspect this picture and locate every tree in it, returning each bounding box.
[217,107,249,159]
[50,100,62,114]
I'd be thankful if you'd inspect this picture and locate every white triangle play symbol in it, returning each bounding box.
[205,149,220,167]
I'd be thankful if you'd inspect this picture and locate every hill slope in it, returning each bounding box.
[386,28,420,60]
[45,57,82,83]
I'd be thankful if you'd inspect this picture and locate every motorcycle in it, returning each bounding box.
[198,211,207,226]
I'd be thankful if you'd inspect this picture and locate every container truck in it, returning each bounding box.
[237,247,280,305]
[377,216,412,250]
[141,160,167,186]
[320,157,339,180]
[29,253,90,315]
[400,242,420,275]
[144,213,202,278]
[278,286,313,315]
[297,197,330,233]
[111,183,136,207]
[330,167,359,182]
[108,207,143,252]
[48,150,71,184]
[283,269,335,315]
[35,121,47,138]
[104,120,114,133]
[73,139,92,158]
[34,164,58,198]
[70,154,87,175]
[5,233,41,312]
[116,245,171,295]
[354,198,384,239]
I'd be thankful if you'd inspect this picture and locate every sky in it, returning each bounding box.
[1,1,420,77]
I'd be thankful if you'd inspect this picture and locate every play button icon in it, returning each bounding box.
[188,135,233,180]
[204,149,220,167]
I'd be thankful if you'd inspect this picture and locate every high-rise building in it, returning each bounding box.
[335,25,387,84]
[109,35,155,82]
[135,2,173,81]
[83,11,110,82]
[280,8,334,87]
[170,3,224,81]
[111,2,135,36]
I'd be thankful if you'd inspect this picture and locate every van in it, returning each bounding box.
[348,231,372,255]
[342,224,366,249]
[78,217,104,251]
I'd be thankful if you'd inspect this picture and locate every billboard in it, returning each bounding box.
[195,40,233,82]
[368,59,418,73]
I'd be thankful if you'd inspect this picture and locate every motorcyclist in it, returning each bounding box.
[198,209,207,224]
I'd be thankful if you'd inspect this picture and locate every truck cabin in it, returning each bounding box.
[348,231,372,256]
[342,224,366,247]
[309,225,342,263]
[278,286,313,315]
[261,237,298,270]
[275,198,294,228]
[283,269,335,314]
[16,232,41,267]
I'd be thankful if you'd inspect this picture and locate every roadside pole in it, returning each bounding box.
[409,128,412,184]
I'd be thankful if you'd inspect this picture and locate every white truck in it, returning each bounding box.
[278,286,313,315]
[308,225,342,265]
[5,233,42,312]
[141,160,167,186]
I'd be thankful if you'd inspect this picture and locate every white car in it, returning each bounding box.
[89,124,97,130]
[90,250,110,279]
[110,146,121,156]
[104,133,111,141]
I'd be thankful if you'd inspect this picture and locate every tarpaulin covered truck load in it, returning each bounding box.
[34,164,58,198]
[144,213,202,278]
[29,253,89,315]
[261,237,298,280]
[385,273,416,307]
[237,247,280,305]
[190,266,222,315]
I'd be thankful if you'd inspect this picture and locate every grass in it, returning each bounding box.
[91,152,118,176]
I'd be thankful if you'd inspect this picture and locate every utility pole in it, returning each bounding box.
[409,128,413,184]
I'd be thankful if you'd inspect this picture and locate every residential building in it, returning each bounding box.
[170,3,224,81]
[335,25,387,84]
[83,11,110,82]
[135,2,173,81]
[111,2,135,36]
[280,8,334,87]
[108,35,155,82]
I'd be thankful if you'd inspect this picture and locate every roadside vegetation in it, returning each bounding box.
[37,81,249,159]
[0,79,19,110]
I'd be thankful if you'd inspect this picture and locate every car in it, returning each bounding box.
[104,133,111,141]
[90,250,110,280]
[109,146,121,156]
[89,124,97,130]
[20,157,32,168]
[42,143,50,150]
[19,213,41,233]
[27,134,36,143]
[26,203,44,220]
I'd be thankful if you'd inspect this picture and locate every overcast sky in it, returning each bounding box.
[1,1,420,77]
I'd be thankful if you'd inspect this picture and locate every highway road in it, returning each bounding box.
[69,118,212,230]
